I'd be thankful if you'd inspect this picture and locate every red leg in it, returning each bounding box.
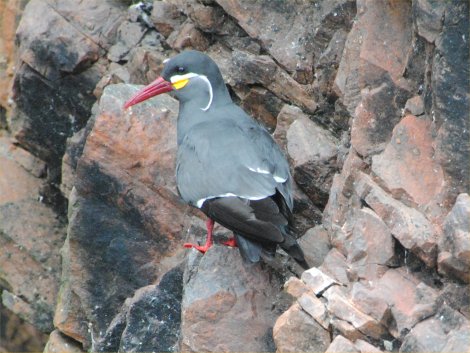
[184,218,214,253]
[222,237,238,247]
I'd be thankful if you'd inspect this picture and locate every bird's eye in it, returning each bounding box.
[177,67,185,73]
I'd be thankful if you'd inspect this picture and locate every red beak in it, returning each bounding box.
[123,77,173,109]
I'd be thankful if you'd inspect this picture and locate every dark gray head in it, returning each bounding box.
[161,50,231,109]
[124,50,232,110]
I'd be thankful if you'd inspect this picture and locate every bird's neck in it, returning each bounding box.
[177,83,232,145]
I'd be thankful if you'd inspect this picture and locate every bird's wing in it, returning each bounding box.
[201,196,286,243]
[176,118,293,209]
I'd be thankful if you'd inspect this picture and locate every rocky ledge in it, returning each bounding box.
[0,0,468,352]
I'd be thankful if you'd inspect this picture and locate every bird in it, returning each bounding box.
[124,50,309,269]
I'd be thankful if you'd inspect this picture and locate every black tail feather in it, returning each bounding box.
[280,231,310,270]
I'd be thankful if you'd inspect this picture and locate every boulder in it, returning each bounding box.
[371,115,444,208]
[44,330,83,353]
[400,305,470,353]
[298,225,331,268]
[94,266,184,352]
[325,335,359,353]
[354,172,437,267]
[287,116,339,207]
[216,0,356,84]
[432,2,470,199]
[54,84,189,348]
[181,246,284,352]
[438,193,470,283]
[273,303,330,353]
[0,138,65,332]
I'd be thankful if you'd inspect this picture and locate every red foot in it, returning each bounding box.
[222,237,238,247]
[183,218,215,254]
[183,242,211,253]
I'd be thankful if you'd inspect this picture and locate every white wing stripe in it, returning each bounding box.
[273,175,287,183]
[248,167,270,174]
[248,166,288,183]
[196,193,268,208]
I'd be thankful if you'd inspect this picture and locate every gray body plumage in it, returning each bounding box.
[158,50,308,268]
[176,103,293,210]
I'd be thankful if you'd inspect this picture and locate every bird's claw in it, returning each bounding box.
[183,242,211,253]
[221,238,237,247]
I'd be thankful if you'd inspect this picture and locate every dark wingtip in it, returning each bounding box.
[296,258,310,270]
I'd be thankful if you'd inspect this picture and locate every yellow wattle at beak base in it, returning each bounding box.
[172,78,189,90]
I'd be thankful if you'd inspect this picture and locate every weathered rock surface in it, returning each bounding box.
[438,193,470,283]
[372,115,444,207]
[400,305,470,353]
[54,84,187,349]
[94,265,184,352]
[273,303,330,353]
[287,116,339,207]
[44,330,83,353]
[1,0,469,351]
[0,136,65,333]
[181,246,286,352]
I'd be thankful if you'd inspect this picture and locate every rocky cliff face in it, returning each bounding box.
[0,0,468,352]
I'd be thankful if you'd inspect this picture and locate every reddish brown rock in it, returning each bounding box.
[273,303,330,353]
[324,286,386,340]
[298,225,331,268]
[107,21,147,62]
[350,282,390,325]
[431,2,469,200]
[181,246,283,352]
[372,115,444,207]
[343,208,395,280]
[55,84,189,348]
[0,0,25,110]
[11,0,112,167]
[217,0,355,83]
[345,208,394,265]
[44,330,83,353]
[0,137,44,204]
[239,86,283,132]
[412,0,445,43]
[273,105,303,152]
[351,83,407,157]
[16,0,101,81]
[404,96,424,116]
[298,292,330,329]
[330,318,365,342]
[354,339,382,352]
[362,268,438,338]
[325,335,359,353]
[335,0,413,159]
[45,0,124,50]
[127,45,168,85]
[167,21,210,51]
[335,0,412,116]
[0,306,49,353]
[354,172,437,267]
[320,248,350,285]
[188,2,225,33]
[0,138,64,332]
[359,0,412,82]
[151,1,185,38]
[438,193,470,283]
[284,277,310,299]
[322,148,367,234]
[400,305,470,353]
[287,115,339,207]
[301,267,340,296]
[230,50,317,113]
